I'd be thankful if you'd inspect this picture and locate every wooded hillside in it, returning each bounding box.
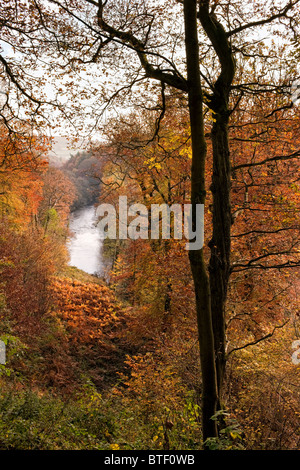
[0,0,299,452]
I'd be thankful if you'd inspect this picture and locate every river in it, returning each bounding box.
[67,205,104,276]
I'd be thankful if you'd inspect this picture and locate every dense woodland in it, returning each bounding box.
[62,150,102,210]
[0,0,300,452]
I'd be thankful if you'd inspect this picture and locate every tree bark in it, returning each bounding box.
[198,0,236,400]
[184,0,218,443]
[209,113,232,400]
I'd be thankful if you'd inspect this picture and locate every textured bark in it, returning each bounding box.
[199,0,236,399]
[184,0,218,442]
[209,114,232,399]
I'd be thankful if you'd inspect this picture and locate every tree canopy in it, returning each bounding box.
[0,0,299,449]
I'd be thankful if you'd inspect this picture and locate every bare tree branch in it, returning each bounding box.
[226,0,300,37]
[227,320,290,357]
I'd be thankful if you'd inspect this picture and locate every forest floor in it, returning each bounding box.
[0,264,299,451]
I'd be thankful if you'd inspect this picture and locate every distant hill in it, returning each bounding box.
[47,136,85,166]
[61,149,103,211]
[45,136,103,211]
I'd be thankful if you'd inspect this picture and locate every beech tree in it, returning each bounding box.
[1,0,300,443]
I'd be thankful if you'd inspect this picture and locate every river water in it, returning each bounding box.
[67,205,104,276]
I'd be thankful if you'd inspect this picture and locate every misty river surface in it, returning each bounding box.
[67,205,104,276]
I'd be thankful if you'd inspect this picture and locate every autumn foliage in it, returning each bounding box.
[51,278,120,345]
[0,0,300,448]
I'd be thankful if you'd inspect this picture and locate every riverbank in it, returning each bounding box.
[57,265,106,284]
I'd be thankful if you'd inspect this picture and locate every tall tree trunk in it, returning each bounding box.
[199,0,236,401]
[184,0,218,443]
[209,113,232,401]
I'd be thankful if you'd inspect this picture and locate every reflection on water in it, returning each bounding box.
[67,205,103,276]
